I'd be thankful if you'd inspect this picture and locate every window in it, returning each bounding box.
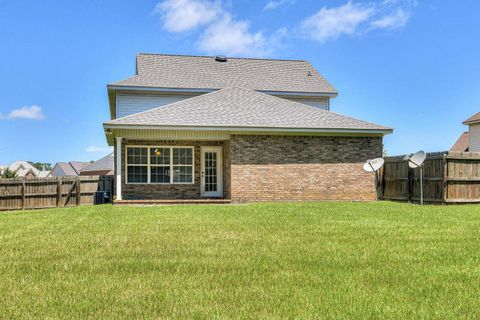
[150,147,170,183]
[126,146,194,184]
[126,147,147,183]
[173,148,193,183]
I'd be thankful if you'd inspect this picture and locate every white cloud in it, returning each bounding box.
[153,0,220,32]
[301,1,374,42]
[198,14,273,56]
[370,8,411,30]
[86,146,113,153]
[300,0,415,43]
[263,0,294,11]
[154,0,284,56]
[0,105,45,120]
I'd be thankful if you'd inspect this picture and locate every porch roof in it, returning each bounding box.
[104,87,392,134]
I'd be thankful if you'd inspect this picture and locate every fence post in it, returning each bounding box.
[76,178,81,206]
[57,178,62,208]
[21,181,26,210]
[443,153,448,204]
[408,167,413,203]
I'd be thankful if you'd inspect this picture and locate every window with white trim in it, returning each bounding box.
[126,147,147,183]
[126,146,194,184]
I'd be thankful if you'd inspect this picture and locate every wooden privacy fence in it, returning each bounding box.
[381,151,480,204]
[0,176,114,211]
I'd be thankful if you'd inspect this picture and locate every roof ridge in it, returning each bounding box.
[136,52,307,63]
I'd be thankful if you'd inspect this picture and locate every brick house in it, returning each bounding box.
[103,54,392,203]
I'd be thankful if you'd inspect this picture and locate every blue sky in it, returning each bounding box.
[1,0,480,164]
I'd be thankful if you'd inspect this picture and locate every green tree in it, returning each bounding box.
[1,168,17,179]
[28,162,52,171]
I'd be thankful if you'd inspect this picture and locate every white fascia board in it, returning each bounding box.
[103,123,392,136]
[107,85,216,93]
[106,85,337,97]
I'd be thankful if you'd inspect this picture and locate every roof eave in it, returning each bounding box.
[106,84,338,97]
[103,123,393,136]
[463,120,480,125]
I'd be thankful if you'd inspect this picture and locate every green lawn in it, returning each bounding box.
[1,202,480,319]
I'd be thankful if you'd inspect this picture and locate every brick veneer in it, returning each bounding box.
[116,140,230,200]
[229,135,383,202]
[114,135,382,202]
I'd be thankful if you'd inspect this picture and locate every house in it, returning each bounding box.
[2,161,52,178]
[103,53,392,203]
[38,170,53,178]
[79,153,114,176]
[451,112,480,152]
[52,161,90,177]
[8,161,39,178]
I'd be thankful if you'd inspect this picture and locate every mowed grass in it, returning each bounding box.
[1,202,480,319]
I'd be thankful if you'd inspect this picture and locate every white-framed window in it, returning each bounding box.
[126,146,194,184]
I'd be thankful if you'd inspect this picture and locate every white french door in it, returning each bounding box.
[200,146,223,197]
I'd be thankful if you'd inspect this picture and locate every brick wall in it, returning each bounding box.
[117,140,230,200]
[229,135,383,202]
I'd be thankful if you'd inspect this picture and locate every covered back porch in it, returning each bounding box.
[107,128,231,202]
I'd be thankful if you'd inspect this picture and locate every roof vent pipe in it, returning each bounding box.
[215,55,228,62]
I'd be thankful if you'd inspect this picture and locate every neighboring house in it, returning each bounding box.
[451,112,480,152]
[80,153,114,176]
[38,170,53,178]
[52,161,90,177]
[1,161,52,178]
[8,161,40,178]
[104,53,392,202]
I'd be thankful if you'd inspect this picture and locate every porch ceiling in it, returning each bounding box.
[105,128,230,145]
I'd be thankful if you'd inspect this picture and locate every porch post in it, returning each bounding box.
[116,137,122,200]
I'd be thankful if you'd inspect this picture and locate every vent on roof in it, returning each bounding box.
[215,55,228,62]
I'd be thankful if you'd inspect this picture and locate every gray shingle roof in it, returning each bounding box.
[53,162,79,176]
[106,87,390,132]
[70,162,90,175]
[110,54,337,94]
[80,153,114,174]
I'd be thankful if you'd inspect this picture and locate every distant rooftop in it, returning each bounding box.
[80,153,113,174]
[451,131,469,152]
[463,112,480,125]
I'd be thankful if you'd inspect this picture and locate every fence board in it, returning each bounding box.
[381,151,480,204]
[0,176,113,211]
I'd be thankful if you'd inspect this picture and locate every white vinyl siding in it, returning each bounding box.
[116,91,331,119]
[274,96,330,110]
[469,124,480,152]
[116,92,203,118]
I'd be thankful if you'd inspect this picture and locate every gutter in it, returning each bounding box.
[103,123,393,135]
[106,85,338,97]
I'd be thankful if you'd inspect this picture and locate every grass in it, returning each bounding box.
[1,202,480,319]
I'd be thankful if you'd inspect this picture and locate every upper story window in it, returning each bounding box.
[126,146,194,184]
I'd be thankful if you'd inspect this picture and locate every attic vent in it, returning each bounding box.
[215,55,228,62]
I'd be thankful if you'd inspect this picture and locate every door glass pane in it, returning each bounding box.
[204,152,217,192]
